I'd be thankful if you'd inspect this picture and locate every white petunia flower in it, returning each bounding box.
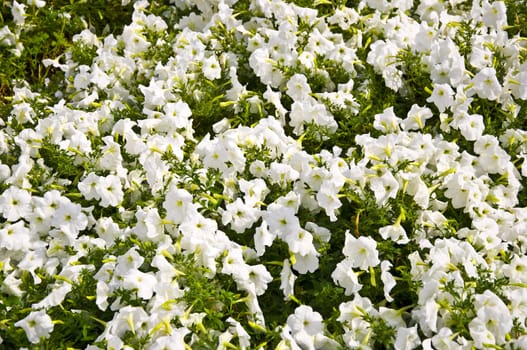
[342,233,380,270]
[380,261,396,302]
[316,182,342,222]
[369,170,400,206]
[283,228,315,256]
[286,73,312,101]
[471,67,502,100]
[245,264,273,296]
[11,0,26,25]
[394,326,420,350]
[481,0,507,28]
[455,112,485,141]
[95,175,124,208]
[121,23,150,54]
[379,222,409,244]
[202,55,222,80]
[0,186,32,222]
[373,107,402,133]
[264,204,300,237]
[287,305,324,336]
[254,222,276,257]
[122,268,158,299]
[427,83,455,112]
[14,310,54,344]
[292,246,320,274]
[280,258,297,300]
[331,258,362,296]
[221,198,260,234]
[402,104,433,131]
[0,221,33,251]
[51,200,88,239]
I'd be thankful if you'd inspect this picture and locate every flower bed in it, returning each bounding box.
[1,0,527,348]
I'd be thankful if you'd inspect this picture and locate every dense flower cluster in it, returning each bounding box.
[1,0,527,348]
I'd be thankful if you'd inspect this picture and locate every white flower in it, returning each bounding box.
[331,258,362,295]
[379,222,409,244]
[287,305,324,336]
[222,198,260,233]
[316,182,342,222]
[286,73,312,101]
[11,102,35,124]
[150,328,190,350]
[269,162,299,187]
[163,101,192,129]
[470,45,493,69]
[477,143,510,174]
[106,306,149,338]
[289,99,336,135]
[481,0,507,28]
[14,310,54,344]
[122,268,158,299]
[2,272,23,297]
[412,299,438,335]
[238,178,269,207]
[292,246,320,274]
[380,261,396,302]
[280,258,297,300]
[471,67,502,100]
[115,247,145,276]
[369,170,400,206]
[98,136,124,172]
[427,83,455,112]
[95,175,124,208]
[263,204,300,236]
[263,86,288,122]
[33,283,72,309]
[11,0,26,25]
[139,78,168,108]
[509,71,527,99]
[133,207,165,242]
[284,228,315,256]
[249,159,268,177]
[443,171,472,209]
[505,288,527,320]
[0,221,33,251]
[121,24,150,54]
[394,326,420,350]
[0,186,32,222]
[373,107,402,133]
[202,55,221,80]
[402,104,433,131]
[248,47,283,87]
[470,290,513,345]
[254,222,276,256]
[245,264,273,296]
[504,255,527,283]
[454,112,485,141]
[51,200,88,238]
[342,233,380,270]
[468,317,496,348]
[18,248,48,284]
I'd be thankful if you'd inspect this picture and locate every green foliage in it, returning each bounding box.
[0,0,134,108]
[453,20,481,60]
[394,49,433,107]
[0,267,113,349]
[39,140,85,181]
[70,42,98,67]
[175,76,232,138]
[362,313,397,350]
[504,0,527,37]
